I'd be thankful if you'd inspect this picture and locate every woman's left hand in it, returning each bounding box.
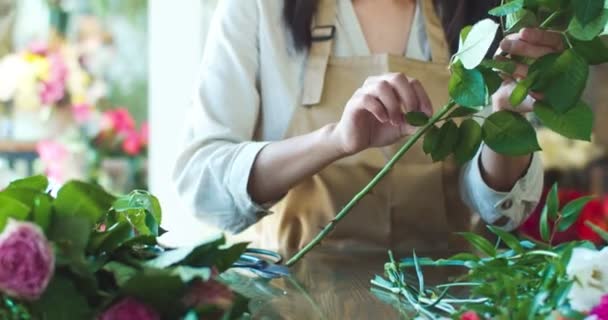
[491,28,565,113]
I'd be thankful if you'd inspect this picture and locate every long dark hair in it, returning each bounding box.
[283,0,500,54]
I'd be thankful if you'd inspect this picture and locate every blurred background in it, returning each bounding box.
[0,0,607,242]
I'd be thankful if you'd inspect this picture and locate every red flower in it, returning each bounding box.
[575,199,607,244]
[139,122,149,147]
[461,311,480,320]
[102,108,136,135]
[122,130,142,156]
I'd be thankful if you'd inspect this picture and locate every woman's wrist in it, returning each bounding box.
[321,123,351,160]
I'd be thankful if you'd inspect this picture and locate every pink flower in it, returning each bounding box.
[102,109,136,135]
[139,122,149,147]
[40,81,66,105]
[72,103,93,124]
[0,220,54,301]
[461,311,481,320]
[182,276,234,310]
[28,41,48,56]
[591,294,608,320]
[99,297,160,320]
[39,53,68,105]
[37,140,69,183]
[122,130,142,156]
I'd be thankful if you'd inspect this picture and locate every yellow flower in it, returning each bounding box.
[23,53,51,81]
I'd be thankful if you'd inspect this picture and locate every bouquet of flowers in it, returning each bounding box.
[0,175,248,319]
[0,41,92,112]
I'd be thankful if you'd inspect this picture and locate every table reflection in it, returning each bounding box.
[223,249,465,319]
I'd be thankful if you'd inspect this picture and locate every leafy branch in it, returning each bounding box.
[288,0,607,266]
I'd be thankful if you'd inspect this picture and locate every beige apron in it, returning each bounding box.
[239,0,471,256]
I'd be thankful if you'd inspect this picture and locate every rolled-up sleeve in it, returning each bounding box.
[173,0,270,233]
[460,145,544,231]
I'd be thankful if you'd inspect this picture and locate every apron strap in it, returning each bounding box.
[420,0,451,64]
[301,0,337,106]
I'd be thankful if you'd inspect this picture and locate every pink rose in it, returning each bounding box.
[99,297,160,320]
[40,81,66,105]
[591,294,608,320]
[461,311,481,320]
[0,220,54,301]
[102,109,136,135]
[122,130,142,156]
[182,276,234,311]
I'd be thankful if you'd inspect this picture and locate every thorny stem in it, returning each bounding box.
[286,101,459,266]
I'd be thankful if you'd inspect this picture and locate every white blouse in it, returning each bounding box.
[173,0,543,233]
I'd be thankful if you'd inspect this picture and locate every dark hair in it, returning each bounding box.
[283,0,500,54]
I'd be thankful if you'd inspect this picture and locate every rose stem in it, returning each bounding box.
[286,100,458,266]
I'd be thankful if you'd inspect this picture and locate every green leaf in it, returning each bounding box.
[0,195,30,231]
[454,119,482,165]
[482,111,541,156]
[489,0,524,16]
[88,222,134,255]
[569,9,608,41]
[585,221,608,242]
[459,232,497,256]
[54,181,116,224]
[7,175,49,192]
[30,276,91,320]
[449,62,488,108]
[481,59,517,74]
[547,183,560,220]
[572,37,608,64]
[542,50,590,113]
[431,120,459,161]
[146,239,248,275]
[122,270,187,318]
[423,126,440,155]
[529,53,561,92]
[487,225,524,253]
[32,193,53,232]
[540,206,551,242]
[405,112,429,127]
[447,106,478,119]
[115,209,154,236]
[447,253,480,262]
[481,68,504,97]
[509,77,533,107]
[454,19,500,69]
[113,190,162,226]
[574,0,604,26]
[534,101,593,141]
[412,251,424,293]
[506,9,538,33]
[48,215,92,260]
[102,261,138,286]
[558,196,595,232]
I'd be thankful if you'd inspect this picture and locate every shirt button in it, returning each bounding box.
[501,199,513,211]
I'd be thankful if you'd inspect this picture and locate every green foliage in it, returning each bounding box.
[405,112,430,127]
[449,62,488,108]
[454,119,482,165]
[430,120,459,161]
[534,101,593,141]
[0,176,250,319]
[482,111,541,156]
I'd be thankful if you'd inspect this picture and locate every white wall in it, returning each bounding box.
[148,0,219,245]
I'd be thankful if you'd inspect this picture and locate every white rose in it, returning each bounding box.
[567,247,608,312]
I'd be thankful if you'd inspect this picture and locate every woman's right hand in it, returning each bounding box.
[330,73,433,156]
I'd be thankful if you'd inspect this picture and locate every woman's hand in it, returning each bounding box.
[491,28,565,112]
[481,28,564,193]
[330,73,432,156]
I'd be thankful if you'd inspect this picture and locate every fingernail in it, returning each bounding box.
[501,40,512,52]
